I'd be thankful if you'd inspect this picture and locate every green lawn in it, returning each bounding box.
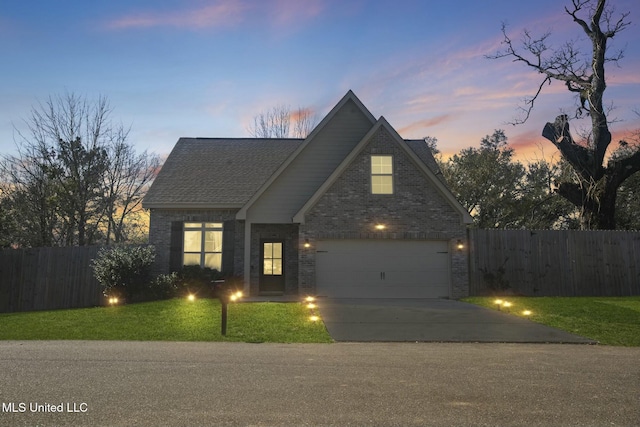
[0,298,332,343]
[463,296,640,346]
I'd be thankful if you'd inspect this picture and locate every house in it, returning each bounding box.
[143,91,473,299]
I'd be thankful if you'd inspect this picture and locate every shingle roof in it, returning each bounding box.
[143,138,301,208]
[144,137,445,210]
[404,139,447,184]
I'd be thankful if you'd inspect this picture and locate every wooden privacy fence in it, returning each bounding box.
[469,229,640,297]
[0,246,104,313]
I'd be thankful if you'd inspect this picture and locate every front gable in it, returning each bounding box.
[236,91,376,223]
[294,117,473,228]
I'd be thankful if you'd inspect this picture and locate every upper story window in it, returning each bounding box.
[371,155,394,194]
[183,222,223,271]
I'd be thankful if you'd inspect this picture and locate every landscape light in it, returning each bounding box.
[309,315,319,322]
[307,303,317,309]
[494,299,503,306]
[523,310,532,316]
[305,296,316,303]
[187,294,196,302]
[108,297,119,305]
[502,301,512,308]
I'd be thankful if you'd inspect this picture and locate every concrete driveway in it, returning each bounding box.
[316,298,596,343]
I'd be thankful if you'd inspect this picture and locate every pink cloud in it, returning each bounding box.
[105,1,248,30]
[397,114,453,135]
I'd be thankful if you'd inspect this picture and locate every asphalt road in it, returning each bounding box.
[0,341,638,427]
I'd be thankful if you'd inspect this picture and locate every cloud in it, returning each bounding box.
[103,0,327,33]
[269,0,325,27]
[104,1,248,30]
[397,114,453,135]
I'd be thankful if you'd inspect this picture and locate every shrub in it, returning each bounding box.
[148,272,180,300]
[176,265,224,297]
[92,245,155,301]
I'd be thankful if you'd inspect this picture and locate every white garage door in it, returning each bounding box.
[315,240,450,298]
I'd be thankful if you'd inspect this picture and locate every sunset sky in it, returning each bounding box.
[2,0,639,162]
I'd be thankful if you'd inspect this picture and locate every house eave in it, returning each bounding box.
[142,202,245,210]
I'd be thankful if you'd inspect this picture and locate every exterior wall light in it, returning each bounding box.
[375,224,386,230]
[108,297,119,305]
[456,239,464,250]
[303,239,311,249]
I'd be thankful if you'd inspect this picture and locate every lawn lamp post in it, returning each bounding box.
[213,280,242,336]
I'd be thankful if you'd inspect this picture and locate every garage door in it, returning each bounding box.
[315,240,450,298]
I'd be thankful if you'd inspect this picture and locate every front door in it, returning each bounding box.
[260,241,285,294]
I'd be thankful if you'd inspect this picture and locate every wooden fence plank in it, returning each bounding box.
[469,230,640,297]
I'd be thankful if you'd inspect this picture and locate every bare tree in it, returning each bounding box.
[248,104,317,138]
[1,92,158,247]
[490,0,639,229]
[291,107,317,138]
[103,132,160,244]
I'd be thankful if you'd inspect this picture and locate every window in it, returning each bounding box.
[263,242,283,276]
[371,155,393,194]
[183,222,223,271]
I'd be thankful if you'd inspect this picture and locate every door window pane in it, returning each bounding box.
[272,259,283,275]
[263,242,283,276]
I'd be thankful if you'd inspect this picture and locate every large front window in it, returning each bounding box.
[183,222,223,271]
[371,155,394,194]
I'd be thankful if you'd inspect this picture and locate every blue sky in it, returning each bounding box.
[2,0,639,160]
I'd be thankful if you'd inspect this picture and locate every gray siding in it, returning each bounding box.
[246,99,375,223]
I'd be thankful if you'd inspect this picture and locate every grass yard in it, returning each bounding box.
[0,298,332,343]
[463,296,640,346]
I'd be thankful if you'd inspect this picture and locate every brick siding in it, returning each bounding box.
[299,126,469,298]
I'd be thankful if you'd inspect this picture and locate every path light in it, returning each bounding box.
[523,310,532,316]
[307,303,317,309]
[309,315,319,322]
[220,289,243,336]
[502,301,512,310]
[305,296,316,303]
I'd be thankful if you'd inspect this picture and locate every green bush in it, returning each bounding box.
[148,272,180,300]
[176,265,224,297]
[92,245,156,301]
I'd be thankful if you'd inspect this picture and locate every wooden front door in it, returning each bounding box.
[259,241,285,294]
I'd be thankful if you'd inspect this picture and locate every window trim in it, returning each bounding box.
[183,222,223,270]
[370,155,394,195]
